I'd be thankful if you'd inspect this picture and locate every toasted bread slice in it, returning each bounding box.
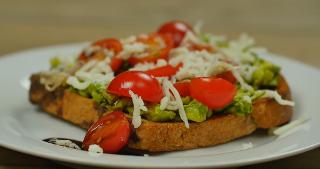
[29,74,293,152]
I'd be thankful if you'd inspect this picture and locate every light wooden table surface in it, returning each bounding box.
[0,0,319,168]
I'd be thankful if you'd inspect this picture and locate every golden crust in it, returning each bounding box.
[29,74,293,152]
[251,76,293,128]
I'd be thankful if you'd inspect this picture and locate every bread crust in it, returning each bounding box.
[29,74,293,152]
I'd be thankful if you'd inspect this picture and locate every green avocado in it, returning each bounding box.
[251,59,280,88]
[143,104,176,122]
[226,89,253,116]
[184,100,212,122]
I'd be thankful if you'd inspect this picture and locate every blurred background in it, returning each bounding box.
[0,0,319,169]
[0,0,320,67]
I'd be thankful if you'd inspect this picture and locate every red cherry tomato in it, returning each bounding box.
[190,77,236,110]
[158,20,193,47]
[216,71,237,84]
[174,82,190,97]
[82,111,131,154]
[107,71,164,102]
[128,33,174,65]
[78,38,124,72]
[145,63,182,77]
[78,50,106,62]
[188,44,215,53]
[110,57,123,72]
[93,38,123,54]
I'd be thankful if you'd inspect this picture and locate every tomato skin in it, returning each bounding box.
[190,77,237,110]
[78,50,106,62]
[93,38,123,54]
[78,38,124,71]
[145,64,181,77]
[216,71,237,84]
[174,82,190,97]
[189,44,215,53]
[82,111,131,154]
[107,71,164,103]
[158,20,193,47]
[128,33,174,65]
[110,57,123,72]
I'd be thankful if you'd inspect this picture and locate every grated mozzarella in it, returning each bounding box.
[119,42,148,60]
[66,76,91,90]
[169,47,222,80]
[241,142,253,149]
[129,90,147,128]
[40,71,68,91]
[181,31,203,45]
[162,79,189,128]
[66,58,114,90]
[229,66,253,90]
[130,59,168,71]
[48,138,81,150]
[193,21,203,35]
[88,144,103,154]
[261,90,295,106]
[269,116,309,136]
[169,47,253,90]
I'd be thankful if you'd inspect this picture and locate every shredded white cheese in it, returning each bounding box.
[229,66,253,90]
[40,71,68,91]
[262,90,295,106]
[181,31,204,46]
[219,34,256,64]
[169,47,253,90]
[269,116,309,136]
[88,144,103,154]
[241,142,253,149]
[162,79,189,128]
[130,59,168,71]
[169,47,221,80]
[48,138,81,150]
[193,21,203,35]
[66,58,114,90]
[128,90,147,128]
[119,42,149,60]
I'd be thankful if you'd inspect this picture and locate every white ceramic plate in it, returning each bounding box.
[0,43,319,169]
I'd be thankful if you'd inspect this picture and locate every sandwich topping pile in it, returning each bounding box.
[31,21,294,154]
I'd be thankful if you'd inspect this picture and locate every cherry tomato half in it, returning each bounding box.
[174,82,190,97]
[78,38,124,72]
[145,63,182,77]
[128,33,174,65]
[107,71,164,102]
[110,57,123,72]
[216,71,237,84]
[190,77,236,110]
[188,44,215,53]
[93,38,123,54]
[82,111,131,154]
[158,20,193,47]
